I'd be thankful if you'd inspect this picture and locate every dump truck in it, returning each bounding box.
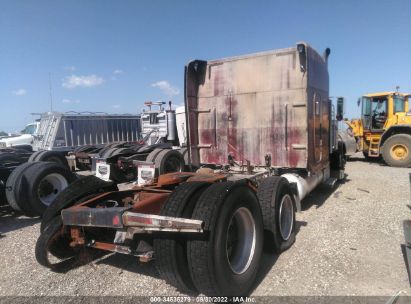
[344,91,411,167]
[35,42,347,297]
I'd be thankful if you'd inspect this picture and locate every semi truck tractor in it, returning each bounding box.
[35,42,347,297]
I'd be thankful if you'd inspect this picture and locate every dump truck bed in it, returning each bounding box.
[185,42,330,173]
[33,112,141,151]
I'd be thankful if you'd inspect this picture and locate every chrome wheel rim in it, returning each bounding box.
[226,207,256,274]
[279,194,294,241]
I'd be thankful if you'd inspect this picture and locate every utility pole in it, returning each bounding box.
[49,72,53,112]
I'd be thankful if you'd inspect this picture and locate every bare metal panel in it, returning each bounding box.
[185,42,330,172]
[33,112,141,151]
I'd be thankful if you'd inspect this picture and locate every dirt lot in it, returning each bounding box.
[0,153,410,299]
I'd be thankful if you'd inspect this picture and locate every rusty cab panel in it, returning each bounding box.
[185,42,331,173]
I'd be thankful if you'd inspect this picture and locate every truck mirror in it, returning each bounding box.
[357,98,361,107]
[336,97,344,121]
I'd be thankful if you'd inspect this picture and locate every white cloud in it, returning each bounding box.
[151,80,180,98]
[111,104,121,109]
[113,69,123,75]
[12,89,26,96]
[62,74,104,89]
[62,98,80,104]
[64,66,76,71]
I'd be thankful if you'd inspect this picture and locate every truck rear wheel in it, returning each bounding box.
[154,182,210,293]
[35,216,78,271]
[154,149,185,175]
[146,148,163,163]
[179,148,189,164]
[187,182,263,296]
[382,134,411,167]
[257,176,296,253]
[41,175,115,232]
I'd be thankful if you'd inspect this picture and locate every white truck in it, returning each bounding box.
[0,122,39,149]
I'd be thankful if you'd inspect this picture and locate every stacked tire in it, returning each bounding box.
[0,150,32,206]
[5,161,76,217]
[28,151,69,168]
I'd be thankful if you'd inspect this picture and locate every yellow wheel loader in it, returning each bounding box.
[343,92,411,167]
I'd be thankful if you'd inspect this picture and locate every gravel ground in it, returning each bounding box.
[0,153,409,299]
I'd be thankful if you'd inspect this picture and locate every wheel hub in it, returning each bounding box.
[164,156,183,173]
[390,144,408,160]
[37,173,69,206]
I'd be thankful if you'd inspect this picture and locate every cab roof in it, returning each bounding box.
[363,92,410,97]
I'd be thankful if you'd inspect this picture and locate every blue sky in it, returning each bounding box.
[1,0,410,132]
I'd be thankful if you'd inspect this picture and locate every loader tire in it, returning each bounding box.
[40,175,115,232]
[382,134,411,167]
[187,182,263,296]
[154,182,211,293]
[17,162,76,216]
[154,149,185,175]
[5,162,39,213]
[35,216,77,271]
[257,176,296,254]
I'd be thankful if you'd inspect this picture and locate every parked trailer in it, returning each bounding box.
[36,42,346,297]
[1,112,142,212]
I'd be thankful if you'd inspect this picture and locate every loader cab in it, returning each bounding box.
[361,95,388,130]
[360,92,409,131]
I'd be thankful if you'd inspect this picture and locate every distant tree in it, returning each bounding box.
[0,131,7,136]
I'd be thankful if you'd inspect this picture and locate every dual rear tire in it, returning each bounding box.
[257,176,296,253]
[187,182,263,296]
[155,177,296,296]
